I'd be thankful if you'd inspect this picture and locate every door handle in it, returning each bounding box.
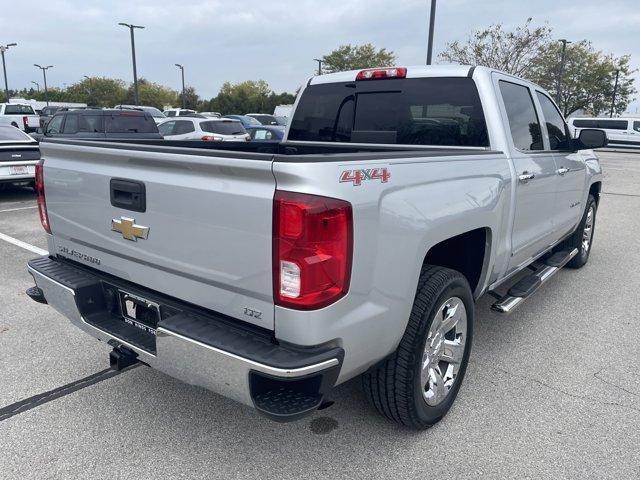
[556,167,569,176]
[518,172,535,183]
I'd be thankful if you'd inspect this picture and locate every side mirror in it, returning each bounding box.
[575,128,608,150]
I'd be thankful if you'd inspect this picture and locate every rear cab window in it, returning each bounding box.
[289,77,489,146]
[4,105,36,115]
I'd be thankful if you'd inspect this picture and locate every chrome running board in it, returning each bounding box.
[491,248,579,314]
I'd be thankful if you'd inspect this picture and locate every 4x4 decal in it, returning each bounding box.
[340,168,391,186]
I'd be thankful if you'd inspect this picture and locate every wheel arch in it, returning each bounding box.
[589,181,602,205]
[421,227,492,298]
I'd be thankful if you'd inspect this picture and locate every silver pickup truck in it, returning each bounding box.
[26,66,606,429]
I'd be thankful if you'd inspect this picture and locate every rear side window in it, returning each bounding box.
[173,120,195,134]
[634,121,640,133]
[573,119,628,130]
[499,81,543,151]
[289,77,489,146]
[4,104,35,115]
[536,92,571,150]
[79,115,103,133]
[106,113,158,133]
[201,121,247,135]
[158,121,175,136]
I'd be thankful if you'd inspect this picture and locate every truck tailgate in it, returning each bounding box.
[40,140,276,330]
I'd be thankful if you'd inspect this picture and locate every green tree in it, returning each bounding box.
[529,41,636,116]
[66,77,128,107]
[439,18,637,116]
[180,86,200,110]
[126,78,178,109]
[207,80,274,114]
[320,44,397,74]
[439,18,552,77]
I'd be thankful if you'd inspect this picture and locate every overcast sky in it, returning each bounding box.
[3,0,639,111]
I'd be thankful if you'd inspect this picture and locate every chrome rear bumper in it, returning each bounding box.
[28,256,342,420]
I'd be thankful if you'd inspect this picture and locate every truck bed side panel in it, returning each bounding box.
[41,141,276,329]
[273,151,512,382]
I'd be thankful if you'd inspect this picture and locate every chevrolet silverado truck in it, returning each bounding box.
[26,66,606,428]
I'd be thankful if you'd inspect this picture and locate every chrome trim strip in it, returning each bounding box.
[156,327,339,377]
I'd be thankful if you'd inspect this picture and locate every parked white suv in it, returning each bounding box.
[162,108,197,118]
[158,117,250,141]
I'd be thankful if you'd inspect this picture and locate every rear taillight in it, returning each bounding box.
[356,67,407,81]
[273,191,353,310]
[23,116,28,129]
[201,135,223,141]
[35,160,51,233]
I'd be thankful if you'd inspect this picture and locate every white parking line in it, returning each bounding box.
[0,232,48,256]
[0,205,38,214]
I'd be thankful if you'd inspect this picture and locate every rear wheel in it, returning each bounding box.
[362,265,474,429]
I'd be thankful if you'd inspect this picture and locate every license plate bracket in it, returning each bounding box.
[118,290,161,336]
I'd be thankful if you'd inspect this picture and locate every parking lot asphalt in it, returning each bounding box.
[0,150,639,479]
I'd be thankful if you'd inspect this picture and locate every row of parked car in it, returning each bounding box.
[29,104,287,143]
[0,103,288,190]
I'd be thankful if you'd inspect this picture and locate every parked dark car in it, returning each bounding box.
[38,109,162,140]
[223,115,262,128]
[39,106,64,129]
[246,113,279,125]
[245,125,285,142]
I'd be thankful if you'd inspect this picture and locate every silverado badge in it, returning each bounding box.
[111,217,149,241]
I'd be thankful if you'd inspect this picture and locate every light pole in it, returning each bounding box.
[556,39,571,108]
[31,81,40,92]
[118,22,144,105]
[34,64,53,106]
[1,42,17,103]
[426,0,437,65]
[175,64,185,109]
[313,58,323,76]
[83,75,92,105]
[610,68,620,118]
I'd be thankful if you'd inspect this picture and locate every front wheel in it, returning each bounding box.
[362,265,474,429]
[560,194,597,269]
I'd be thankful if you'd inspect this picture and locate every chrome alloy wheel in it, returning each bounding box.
[582,206,595,254]
[421,297,467,406]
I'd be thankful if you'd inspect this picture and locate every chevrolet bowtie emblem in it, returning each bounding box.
[111,217,149,241]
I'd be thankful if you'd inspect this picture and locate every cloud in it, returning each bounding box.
[3,0,638,109]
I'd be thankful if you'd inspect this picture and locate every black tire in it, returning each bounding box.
[559,194,597,269]
[362,265,474,429]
